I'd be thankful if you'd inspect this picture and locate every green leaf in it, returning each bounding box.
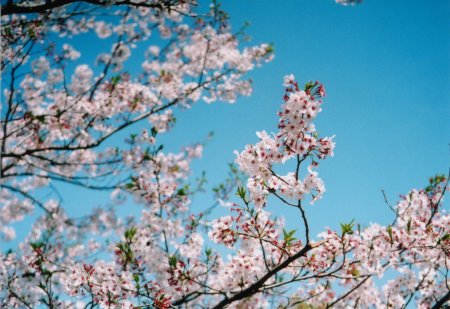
[386,225,394,243]
[111,75,121,85]
[30,241,45,250]
[116,242,125,251]
[124,227,137,241]
[35,115,46,124]
[350,268,360,277]
[437,233,450,244]
[283,228,297,245]
[143,149,152,161]
[406,219,412,234]
[288,230,296,238]
[237,186,246,201]
[124,183,135,190]
[340,219,355,237]
[304,81,315,92]
[177,185,189,197]
[205,247,212,258]
[425,174,446,192]
[168,255,177,268]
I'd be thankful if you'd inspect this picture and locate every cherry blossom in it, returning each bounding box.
[1,0,448,308]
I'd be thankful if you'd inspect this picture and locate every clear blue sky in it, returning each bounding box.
[6,0,450,245]
[165,0,450,236]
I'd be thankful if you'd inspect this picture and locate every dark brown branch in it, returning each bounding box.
[426,168,450,226]
[211,243,312,308]
[402,267,433,309]
[1,0,167,15]
[431,290,450,309]
[297,200,310,244]
[0,183,52,214]
[2,71,230,159]
[326,275,371,308]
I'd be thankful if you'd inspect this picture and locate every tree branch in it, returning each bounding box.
[1,0,168,15]
[211,243,312,308]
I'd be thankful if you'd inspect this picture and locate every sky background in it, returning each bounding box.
[164,0,450,236]
[5,0,450,246]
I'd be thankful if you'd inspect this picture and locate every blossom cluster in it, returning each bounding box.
[1,69,449,307]
[0,0,273,241]
[235,74,334,207]
[1,0,449,307]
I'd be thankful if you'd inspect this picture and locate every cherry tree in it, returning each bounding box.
[1,0,449,308]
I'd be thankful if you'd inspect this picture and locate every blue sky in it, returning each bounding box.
[5,0,450,246]
[166,0,450,236]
